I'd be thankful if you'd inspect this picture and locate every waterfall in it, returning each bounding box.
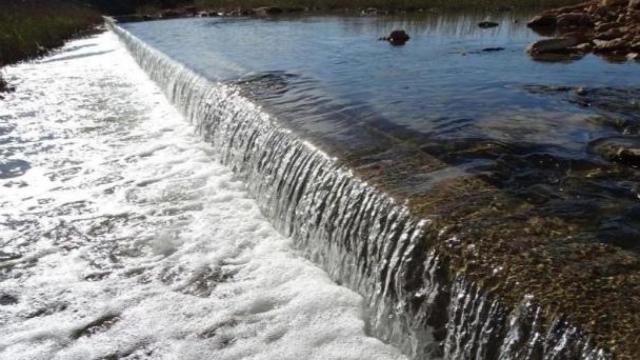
[107,21,610,360]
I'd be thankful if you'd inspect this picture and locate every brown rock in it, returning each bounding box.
[590,136,640,166]
[600,0,627,6]
[557,12,593,28]
[573,42,594,52]
[554,2,594,14]
[596,27,625,40]
[160,9,180,18]
[595,21,617,32]
[628,10,640,21]
[527,14,557,28]
[629,0,640,11]
[595,6,617,20]
[527,36,582,54]
[594,37,628,51]
[252,6,283,17]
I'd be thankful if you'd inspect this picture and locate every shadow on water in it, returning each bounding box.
[0,159,30,179]
[40,49,116,63]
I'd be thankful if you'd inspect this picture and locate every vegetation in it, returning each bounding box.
[0,0,101,91]
[0,0,102,66]
[85,0,585,14]
[191,0,583,11]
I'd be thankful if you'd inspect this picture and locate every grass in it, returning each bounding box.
[0,0,102,68]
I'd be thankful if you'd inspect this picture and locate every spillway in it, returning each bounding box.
[107,20,615,359]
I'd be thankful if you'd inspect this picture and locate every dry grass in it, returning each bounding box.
[0,0,102,67]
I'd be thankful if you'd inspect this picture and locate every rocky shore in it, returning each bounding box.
[527,0,640,61]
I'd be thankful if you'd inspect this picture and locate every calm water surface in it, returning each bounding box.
[123,13,639,150]
[123,13,640,251]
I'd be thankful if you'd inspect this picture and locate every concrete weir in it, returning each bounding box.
[107,18,638,359]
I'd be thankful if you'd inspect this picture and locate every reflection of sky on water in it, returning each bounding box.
[123,14,639,153]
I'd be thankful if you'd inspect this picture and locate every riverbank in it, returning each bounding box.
[117,0,584,21]
[0,0,101,94]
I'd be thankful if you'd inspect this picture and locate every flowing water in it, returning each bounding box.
[0,33,403,360]
[2,10,638,360]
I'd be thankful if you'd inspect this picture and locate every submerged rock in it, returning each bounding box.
[478,21,499,28]
[0,294,18,305]
[589,136,640,166]
[380,30,410,45]
[0,77,14,94]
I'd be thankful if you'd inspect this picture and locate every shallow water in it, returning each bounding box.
[0,32,404,360]
[122,13,639,146]
[123,13,640,252]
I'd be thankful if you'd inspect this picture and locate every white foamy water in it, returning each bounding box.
[0,31,405,360]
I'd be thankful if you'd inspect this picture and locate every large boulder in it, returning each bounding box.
[527,36,583,54]
[527,14,557,28]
